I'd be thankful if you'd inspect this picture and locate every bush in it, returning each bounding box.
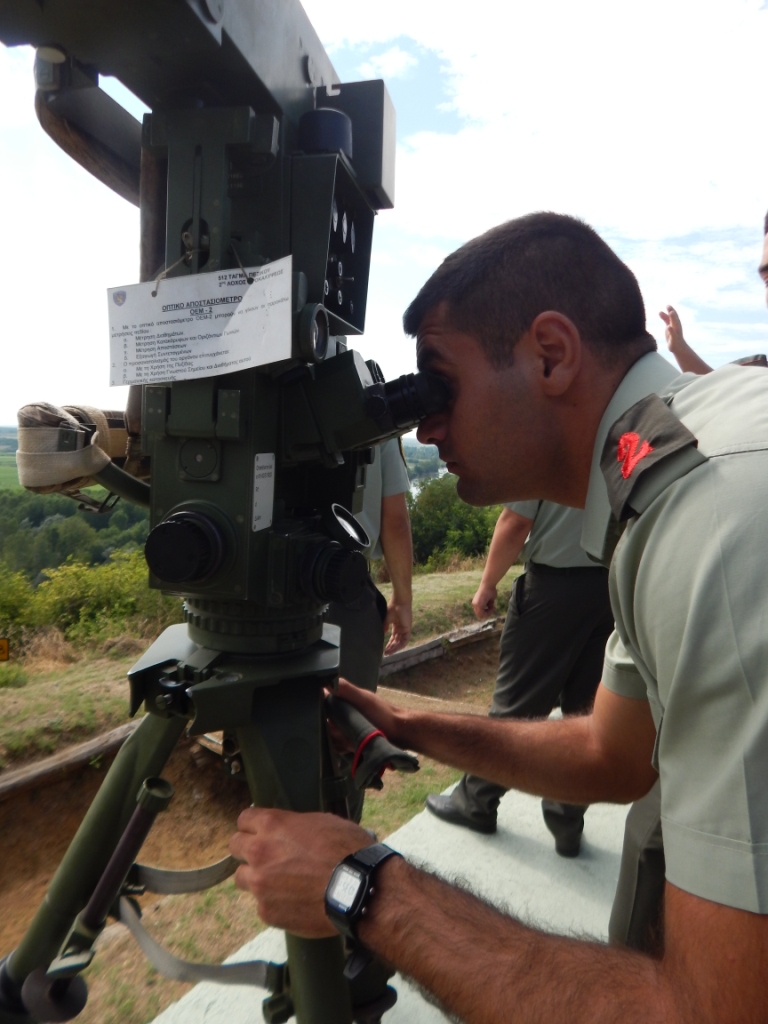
[0,564,34,648]
[407,475,501,565]
[30,550,183,646]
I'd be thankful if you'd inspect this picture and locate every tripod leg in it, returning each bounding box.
[236,676,354,1024]
[3,713,185,991]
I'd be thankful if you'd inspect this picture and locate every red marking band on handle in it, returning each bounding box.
[351,730,386,779]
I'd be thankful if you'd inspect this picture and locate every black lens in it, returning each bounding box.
[145,511,224,584]
[382,371,450,429]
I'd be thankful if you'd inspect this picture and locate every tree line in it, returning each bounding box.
[0,489,149,581]
[0,473,499,582]
[407,474,500,567]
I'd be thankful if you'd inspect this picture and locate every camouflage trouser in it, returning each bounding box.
[451,561,613,842]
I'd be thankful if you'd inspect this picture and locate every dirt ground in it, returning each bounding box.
[0,639,499,956]
[0,736,248,953]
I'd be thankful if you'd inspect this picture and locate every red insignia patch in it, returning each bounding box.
[617,432,654,479]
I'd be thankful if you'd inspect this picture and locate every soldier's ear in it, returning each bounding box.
[526,311,581,397]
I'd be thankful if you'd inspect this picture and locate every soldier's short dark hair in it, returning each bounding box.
[402,212,656,368]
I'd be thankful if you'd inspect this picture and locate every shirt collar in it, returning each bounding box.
[581,351,682,564]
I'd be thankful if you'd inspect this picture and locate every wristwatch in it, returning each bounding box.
[324,843,402,940]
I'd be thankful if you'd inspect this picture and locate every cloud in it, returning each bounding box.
[302,0,768,372]
[359,45,418,80]
[302,0,768,242]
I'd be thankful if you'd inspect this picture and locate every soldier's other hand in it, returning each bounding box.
[230,808,370,938]
[472,582,497,620]
[335,678,407,747]
[384,599,412,655]
[659,305,685,353]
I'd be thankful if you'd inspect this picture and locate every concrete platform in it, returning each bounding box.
[152,785,629,1023]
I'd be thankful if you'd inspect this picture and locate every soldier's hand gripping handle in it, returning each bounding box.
[325,692,419,791]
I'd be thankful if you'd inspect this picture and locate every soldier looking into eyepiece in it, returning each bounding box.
[230,211,768,1024]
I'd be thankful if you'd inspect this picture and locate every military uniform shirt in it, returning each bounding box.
[354,438,410,561]
[506,500,596,569]
[591,359,768,914]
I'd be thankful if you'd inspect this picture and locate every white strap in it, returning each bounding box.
[119,897,277,988]
[16,439,111,487]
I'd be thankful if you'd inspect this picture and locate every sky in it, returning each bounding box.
[2,0,768,424]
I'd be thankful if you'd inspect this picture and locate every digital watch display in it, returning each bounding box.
[327,864,365,913]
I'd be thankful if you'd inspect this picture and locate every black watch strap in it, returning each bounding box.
[351,842,399,870]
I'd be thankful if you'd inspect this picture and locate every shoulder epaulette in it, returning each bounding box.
[600,393,707,521]
[731,354,768,367]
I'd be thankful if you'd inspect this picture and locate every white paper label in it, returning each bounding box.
[108,255,292,386]
[252,453,275,533]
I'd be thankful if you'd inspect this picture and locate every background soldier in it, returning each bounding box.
[426,501,613,857]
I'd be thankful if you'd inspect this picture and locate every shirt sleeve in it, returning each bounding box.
[380,438,410,497]
[505,500,539,521]
[601,630,648,701]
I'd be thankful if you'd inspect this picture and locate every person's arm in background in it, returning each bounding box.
[472,507,534,619]
[659,305,713,374]
[380,491,413,654]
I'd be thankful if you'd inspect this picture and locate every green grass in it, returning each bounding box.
[0,663,28,689]
[79,880,267,1024]
[0,454,20,490]
[0,654,135,769]
[361,756,462,838]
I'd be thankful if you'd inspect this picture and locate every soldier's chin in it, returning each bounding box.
[455,475,492,507]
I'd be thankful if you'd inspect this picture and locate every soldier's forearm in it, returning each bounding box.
[480,511,531,589]
[394,706,654,806]
[359,858,670,1024]
[669,339,713,375]
[382,537,412,605]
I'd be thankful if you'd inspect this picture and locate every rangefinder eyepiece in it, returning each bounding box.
[363,371,450,432]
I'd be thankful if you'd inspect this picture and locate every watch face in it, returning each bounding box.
[327,864,364,912]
